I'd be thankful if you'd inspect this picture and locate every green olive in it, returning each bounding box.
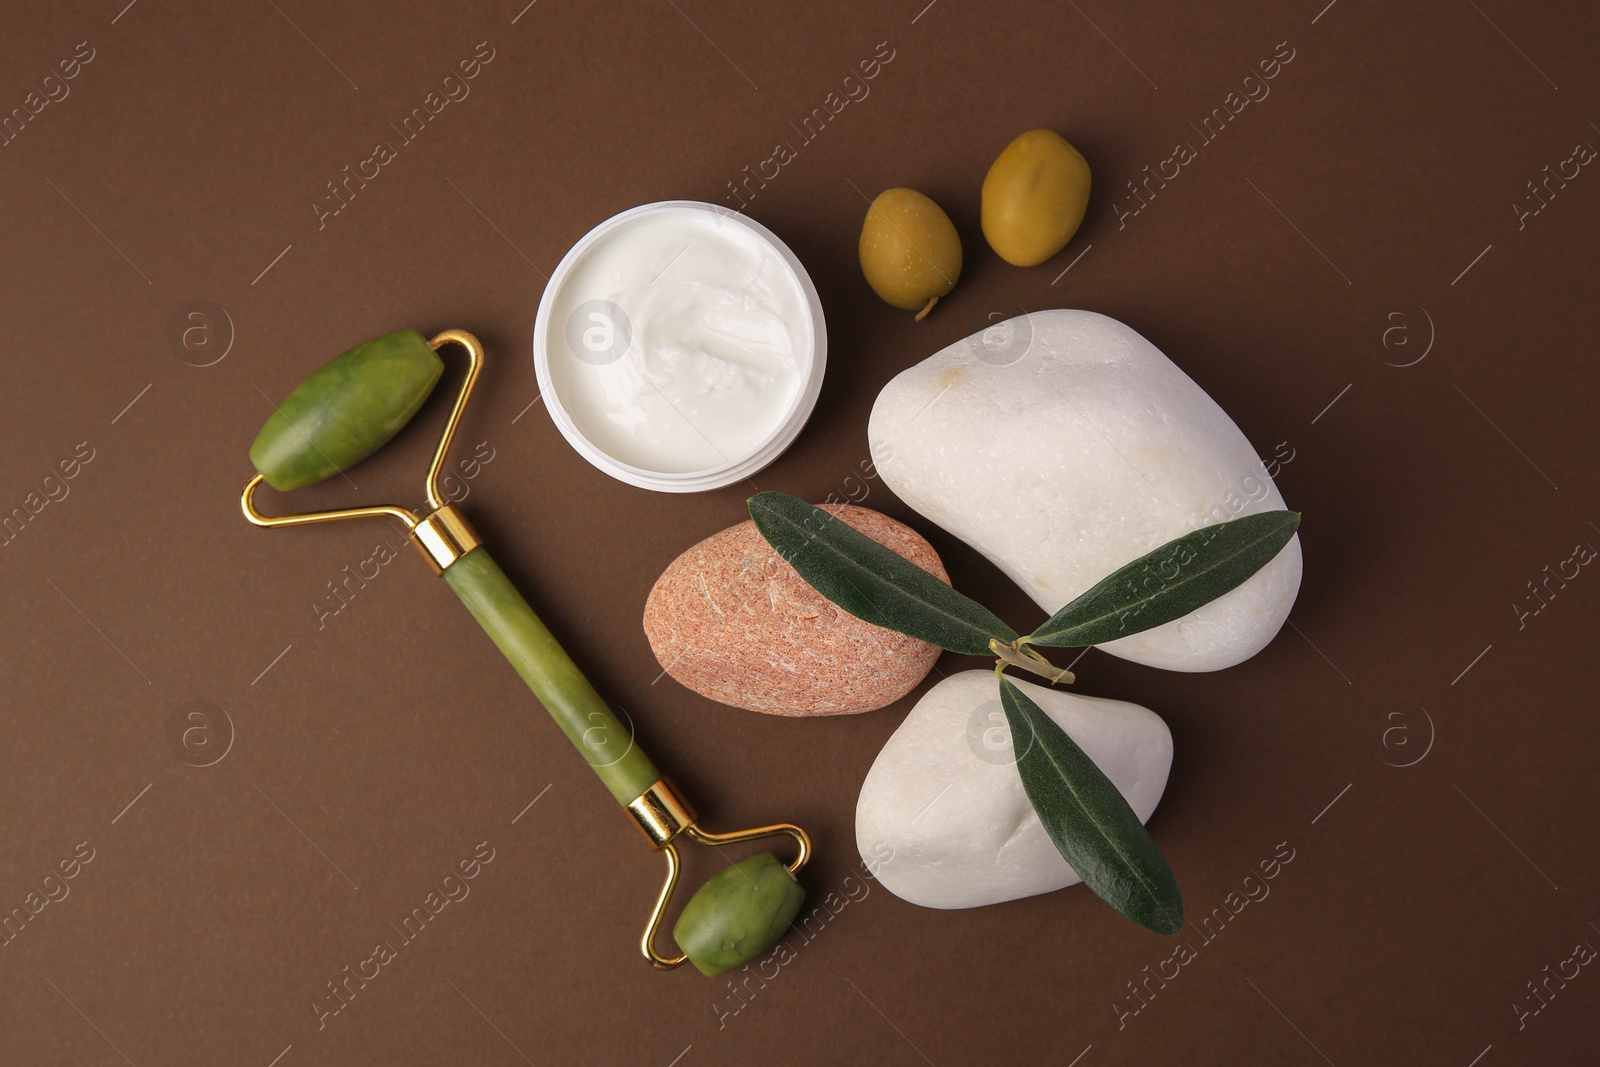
[673,852,804,977]
[981,129,1092,267]
[249,329,443,492]
[859,187,963,321]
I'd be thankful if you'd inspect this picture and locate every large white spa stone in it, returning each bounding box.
[857,670,1172,910]
[868,309,1301,672]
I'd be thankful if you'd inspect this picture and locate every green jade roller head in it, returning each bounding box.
[241,328,810,976]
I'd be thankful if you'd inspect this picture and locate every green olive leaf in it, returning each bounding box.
[999,676,1182,935]
[1026,511,1301,648]
[748,492,1017,656]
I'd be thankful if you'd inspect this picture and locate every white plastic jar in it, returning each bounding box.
[533,201,826,492]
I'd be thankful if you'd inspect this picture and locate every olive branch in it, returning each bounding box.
[749,491,1299,934]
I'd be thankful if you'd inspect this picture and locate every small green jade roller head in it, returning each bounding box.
[241,328,810,975]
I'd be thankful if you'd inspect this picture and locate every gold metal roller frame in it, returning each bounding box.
[241,330,811,971]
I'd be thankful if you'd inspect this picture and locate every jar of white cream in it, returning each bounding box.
[533,201,826,492]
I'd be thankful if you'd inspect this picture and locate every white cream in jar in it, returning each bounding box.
[536,203,824,489]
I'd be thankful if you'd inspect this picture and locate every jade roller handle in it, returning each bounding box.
[442,547,661,804]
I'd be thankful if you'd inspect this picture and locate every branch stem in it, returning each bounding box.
[989,638,1075,685]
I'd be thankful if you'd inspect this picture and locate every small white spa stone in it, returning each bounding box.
[868,309,1301,672]
[856,671,1172,910]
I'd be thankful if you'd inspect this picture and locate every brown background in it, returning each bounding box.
[1,0,1596,1063]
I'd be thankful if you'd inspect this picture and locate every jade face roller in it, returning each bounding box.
[240,328,810,975]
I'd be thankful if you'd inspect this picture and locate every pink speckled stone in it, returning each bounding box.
[644,505,948,716]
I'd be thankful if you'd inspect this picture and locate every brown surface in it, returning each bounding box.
[0,1,1596,1064]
